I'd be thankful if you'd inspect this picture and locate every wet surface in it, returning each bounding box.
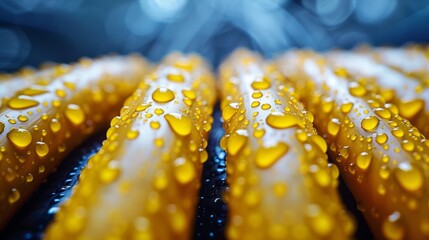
[194,106,227,240]
[0,107,372,240]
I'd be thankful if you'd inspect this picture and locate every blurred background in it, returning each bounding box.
[0,0,429,72]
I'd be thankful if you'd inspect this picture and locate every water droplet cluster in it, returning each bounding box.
[45,53,216,239]
[0,55,148,228]
[220,49,354,239]
[277,50,429,240]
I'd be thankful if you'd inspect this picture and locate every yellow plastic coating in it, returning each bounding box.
[0,55,148,228]
[220,49,354,240]
[277,50,429,240]
[325,51,429,138]
[45,53,216,239]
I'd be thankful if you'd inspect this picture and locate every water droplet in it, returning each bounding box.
[227,130,248,156]
[152,87,175,103]
[136,103,151,112]
[356,152,372,170]
[0,122,4,134]
[252,91,263,99]
[127,129,139,140]
[222,102,239,121]
[173,158,195,184]
[361,116,379,132]
[255,142,288,169]
[36,141,49,158]
[327,118,341,136]
[182,89,196,100]
[311,135,327,153]
[55,89,67,98]
[167,73,184,82]
[376,133,388,144]
[266,112,301,129]
[65,104,85,125]
[382,212,404,240]
[402,140,415,152]
[349,82,366,96]
[164,113,192,136]
[398,99,424,119]
[50,118,61,133]
[17,115,28,122]
[374,108,391,119]
[392,128,404,138]
[261,103,271,110]
[19,87,48,96]
[150,121,160,129]
[251,77,270,90]
[394,162,423,192]
[26,173,33,183]
[272,182,288,197]
[8,188,20,204]
[341,102,354,113]
[251,101,260,108]
[99,161,121,183]
[7,129,32,149]
[8,95,39,109]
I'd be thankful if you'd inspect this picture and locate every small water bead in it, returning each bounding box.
[392,128,404,138]
[164,113,192,136]
[374,108,391,119]
[255,142,289,169]
[398,99,424,119]
[227,130,248,156]
[154,138,164,147]
[8,119,16,124]
[136,103,151,112]
[50,118,61,133]
[36,141,49,158]
[311,135,327,153]
[55,89,67,98]
[7,129,32,149]
[150,121,160,130]
[394,162,423,192]
[154,108,164,115]
[251,101,260,108]
[252,91,263,99]
[382,212,404,240]
[26,173,33,183]
[349,82,367,97]
[261,103,271,110]
[222,102,239,121]
[182,89,196,100]
[0,122,4,134]
[356,152,372,170]
[340,102,354,114]
[376,133,388,144]
[327,118,341,136]
[19,87,48,96]
[65,104,85,125]
[99,161,121,183]
[18,115,28,122]
[8,188,20,204]
[173,157,195,184]
[361,116,379,132]
[127,129,139,140]
[166,73,184,82]
[402,140,415,152]
[266,112,301,129]
[152,88,175,103]
[8,95,39,109]
[251,78,271,90]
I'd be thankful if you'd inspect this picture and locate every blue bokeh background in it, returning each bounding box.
[0,0,428,71]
